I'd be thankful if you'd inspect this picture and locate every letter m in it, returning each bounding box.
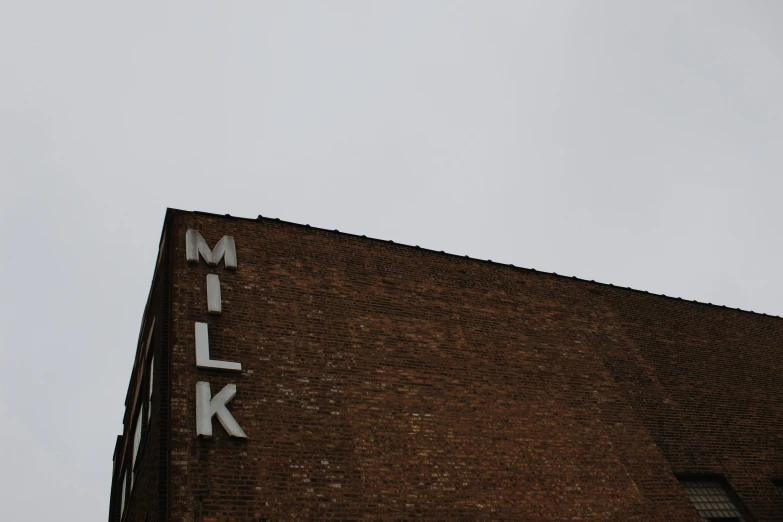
[186,229,237,269]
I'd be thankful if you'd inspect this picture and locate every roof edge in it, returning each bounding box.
[169,207,782,321]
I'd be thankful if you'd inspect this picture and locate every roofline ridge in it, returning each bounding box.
[172,208,782,320]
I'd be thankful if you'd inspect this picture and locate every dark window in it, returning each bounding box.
[679,478,743,521]
[120,470,127,519]
[148,355,154,421]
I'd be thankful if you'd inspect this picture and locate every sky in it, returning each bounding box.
[2,1,783,520]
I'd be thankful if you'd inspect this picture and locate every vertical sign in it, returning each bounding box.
[186,230,247,438]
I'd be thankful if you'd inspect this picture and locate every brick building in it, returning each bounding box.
[108,208,783,521]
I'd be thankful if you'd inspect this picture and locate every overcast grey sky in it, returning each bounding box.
[2,1,783,520]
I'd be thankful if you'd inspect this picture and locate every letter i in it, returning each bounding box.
[207,274,221,314]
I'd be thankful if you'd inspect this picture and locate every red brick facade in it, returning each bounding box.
[109,209,783,521]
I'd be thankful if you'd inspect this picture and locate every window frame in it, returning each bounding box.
[148,355,154,422]
[131,407,143,490]
[120,469,127,520]
[676,474,747,521]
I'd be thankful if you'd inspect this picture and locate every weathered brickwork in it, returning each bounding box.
[110,245,168,522]
[111,209,783,521]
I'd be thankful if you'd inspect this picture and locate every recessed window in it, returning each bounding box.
[132,413,142,488]
[679,478,743,521]
[148,356,154,421]
[120,471,127,518]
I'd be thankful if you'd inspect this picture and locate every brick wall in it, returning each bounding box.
[117,209,783,521]
[112,246,167,522]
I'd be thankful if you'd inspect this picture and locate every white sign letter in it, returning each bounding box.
[206,274,222,314]
[196,382,247,438]
[195,322,242,371]
[186,230,237,269]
